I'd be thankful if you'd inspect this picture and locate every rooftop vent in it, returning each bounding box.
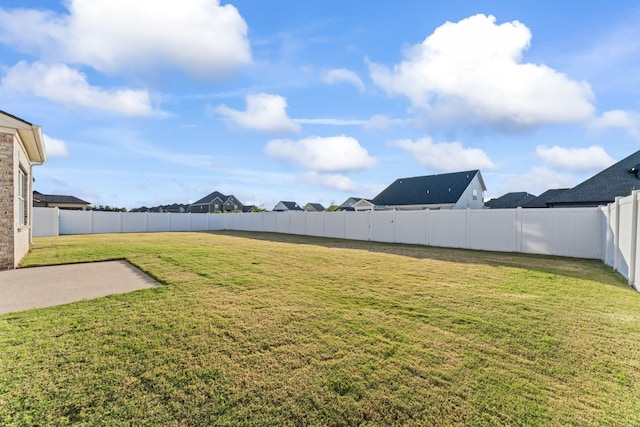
[629,164,640,179]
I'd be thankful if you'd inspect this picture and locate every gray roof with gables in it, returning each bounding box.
[522,189,569,208]
[372,170,482,206]
[33,191,89,205]
[191,191,231,205]
[274,201,303,211]
[485,192,536,209]
[547,150,640,207]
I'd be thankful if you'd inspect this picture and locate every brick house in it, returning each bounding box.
[189,191,244,213]
[0,111,47,269]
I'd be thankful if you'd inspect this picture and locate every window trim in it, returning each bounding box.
[18,167,28,226]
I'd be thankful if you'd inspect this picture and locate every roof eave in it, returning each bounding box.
[17,124,47,164]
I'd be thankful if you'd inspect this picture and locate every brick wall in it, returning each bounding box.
[0,132,15,269]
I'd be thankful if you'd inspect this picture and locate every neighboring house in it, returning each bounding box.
[242,205,259,213]
[273,201,303,211]
[189,191,244,213]
[303,203,325,212]
[131,203,189,213]
[0,110,47,269]
[337,197,366,211]
[547,150,640,208]
[485,192,536,209]
[355,170,486,211]
[33,191,90,210]
[521,189,569,208]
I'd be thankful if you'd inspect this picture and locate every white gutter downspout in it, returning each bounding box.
[29,162,45,244]
[28,124,46,245]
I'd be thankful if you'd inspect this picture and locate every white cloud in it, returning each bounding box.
[323,68,365,92]
[2,61,155,116]
[43,134,69,157]
[0,0,251,78]
[369,14,595,128]
[363,115,411,130]
[500,166,575,196]
[294,118,367,126]
[215,93,300,134]
[535,145,615,172]
[265,135,377,172]
[301,171,358,192]
[392,137,497,172]
[590,110,640,141]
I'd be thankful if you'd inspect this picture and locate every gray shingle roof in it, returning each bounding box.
[275,201,303,211]
[305,203,325,211]
[33,191,89,205]
[547,150,640,207]
[485,192,536,209]
[372,170,481,206]
[191,191,229,205]
[521,189,569,208]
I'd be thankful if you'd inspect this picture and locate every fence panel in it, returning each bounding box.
[370,211,395,243]
[306,213,325,236]
[275,213,290,234]
[290,212,307,235]
[33,207,59,237]
[395,211,427,245]
[616,198,635,278]
[521,208,601,259]
[345,211,370,241]
[59,210,93,235]
[429,210,467,248]
[602,205,615,268]
[468,209,518,252]
[189,213,209,231]
[634,193,640,289]
[122,212,147,232]
[146,213,170,232]
[169,213,191,232]
[324,212,345,239]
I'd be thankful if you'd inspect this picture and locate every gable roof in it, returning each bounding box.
[304,203,325,211]
[485,192,536,209]
[274,201,303,211]
[521,189,569,208]
[372,170,484,207]
[547,150,640,207]
[191,191,231,205]
[33,191,90,205]
[338,197,363,211]
[0,110,47,163]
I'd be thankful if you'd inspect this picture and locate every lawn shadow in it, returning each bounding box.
[205,230,630,290]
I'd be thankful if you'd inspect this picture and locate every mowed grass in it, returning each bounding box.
[1,232,640,426]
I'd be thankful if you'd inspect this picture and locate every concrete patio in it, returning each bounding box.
[0,260,160,314]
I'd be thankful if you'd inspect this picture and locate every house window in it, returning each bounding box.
[472,189,478,201]
[234,204,238,211]
[214,203,219,211]
[18,168,28,225]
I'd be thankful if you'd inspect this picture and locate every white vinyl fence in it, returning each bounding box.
[601,192,640,290]
[33,193,640,292]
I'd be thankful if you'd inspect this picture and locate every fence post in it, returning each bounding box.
[465,208,471,249]
[604,203,612,266]
[425,209,430,246]
[613,197,622,272]
[516,207,522,253]
[629,191,639,288]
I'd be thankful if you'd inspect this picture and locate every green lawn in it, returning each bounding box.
[1,231,640,426]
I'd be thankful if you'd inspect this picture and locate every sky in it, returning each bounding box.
[1,0,640,210]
